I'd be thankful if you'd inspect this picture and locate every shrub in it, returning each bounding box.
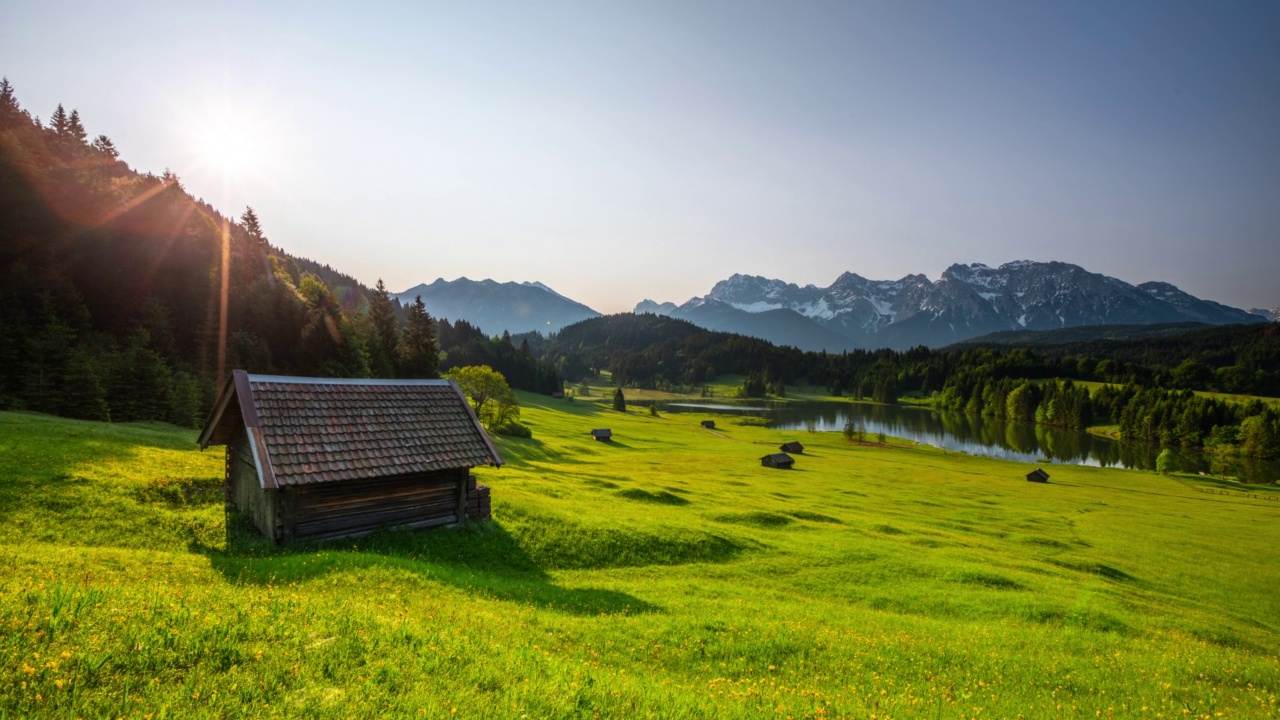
[493,420,532,438]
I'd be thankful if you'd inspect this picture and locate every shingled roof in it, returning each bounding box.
[198,371,503,489]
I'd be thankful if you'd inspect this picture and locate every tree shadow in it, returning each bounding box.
[196,516,661,617]
[494,436,588,466]
[0,412,214,528]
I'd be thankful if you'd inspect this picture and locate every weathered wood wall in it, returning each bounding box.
[229,431,276,539]
[226,453,492,543]
[280,468,467,542]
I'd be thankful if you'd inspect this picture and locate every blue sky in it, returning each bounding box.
[3,1,1277,312]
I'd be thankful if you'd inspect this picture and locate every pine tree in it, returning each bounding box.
[0,77,22,121]
[67,109,87,144]
[241,207,268,248]
[398,296,439,378]
[160,168,182,188]
[612,387,626,412]
[92,135,119,158]
[49,104,69,136]
[367,279,400,377]
[60,346,110,421]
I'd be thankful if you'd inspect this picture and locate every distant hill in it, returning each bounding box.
[951,323,1211,348]
[652,298,859,352]
[640,261,1263,351]
[954,322,1280,376]
[394,277,600,336]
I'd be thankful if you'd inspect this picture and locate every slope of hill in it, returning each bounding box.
[0,81,375,422]
[952,322,1211,348]
[394,277,599,335]
[955,322,1280,378]
[0,80,561,423]
[3,407,1278,717]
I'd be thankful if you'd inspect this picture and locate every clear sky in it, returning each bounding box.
[3,1,1278,313]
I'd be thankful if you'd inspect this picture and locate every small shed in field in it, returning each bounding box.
[198,371,503,543]
[761,452,795,469]
[1026,467,1050,483]
[551,391,565,399]
[700,420,716,429]
[780,441,805,454]
[591,428,613,442]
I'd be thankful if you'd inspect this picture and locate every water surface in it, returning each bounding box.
[661,400,1278,484]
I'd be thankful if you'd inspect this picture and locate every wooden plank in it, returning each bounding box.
[456,469,467,522]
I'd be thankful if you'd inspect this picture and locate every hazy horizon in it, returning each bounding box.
[4,1,1277,314]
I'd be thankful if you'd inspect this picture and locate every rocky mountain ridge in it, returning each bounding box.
[636,261,1262,350]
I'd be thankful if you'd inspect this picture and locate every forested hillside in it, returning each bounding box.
[0,79,559,425]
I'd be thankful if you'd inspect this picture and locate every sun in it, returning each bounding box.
[197,116,258,176]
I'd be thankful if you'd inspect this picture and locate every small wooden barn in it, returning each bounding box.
[761,452,795,469]
[1026,467,1050,483]
[700,420,716,429]
[551,391,565,399]
[591,428,613,442]
[780,441,805,454]
[198,371,503,543]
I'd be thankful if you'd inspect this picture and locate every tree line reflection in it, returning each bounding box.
[666,401,1278,484]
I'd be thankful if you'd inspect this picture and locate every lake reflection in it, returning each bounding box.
[662,400,1278,484]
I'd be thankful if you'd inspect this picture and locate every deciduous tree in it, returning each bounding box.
[447,365,518,429]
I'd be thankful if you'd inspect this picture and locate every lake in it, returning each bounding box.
[663,400,1279,484]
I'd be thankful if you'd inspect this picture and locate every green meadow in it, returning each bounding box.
[1,397,1278,719]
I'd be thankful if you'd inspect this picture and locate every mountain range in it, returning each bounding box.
[636,261,1264,350]
[394,278,599,336]
[395,261,1265,351]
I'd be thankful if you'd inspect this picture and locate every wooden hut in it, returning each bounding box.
[197,371,503,543]
[761,452,795,469]
[700,420,716,429]
[551,391,565,399]
[1026,467,1050,483]
[780,441,805,454]
[591,428,613,442]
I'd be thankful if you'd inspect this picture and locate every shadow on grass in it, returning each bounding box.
[493,437,591,466]
[197,514,661,617]
[0,412,222,533]
[615,488,690,506]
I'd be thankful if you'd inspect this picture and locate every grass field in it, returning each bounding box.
[2,400,1279,718]
[1194,391,1280,408]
